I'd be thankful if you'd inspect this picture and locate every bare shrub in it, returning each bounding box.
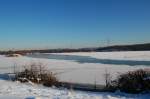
[104,69,112,88]
[15,62,59,87]
[116,69,150,93]
[42,72,59,87]
[103,69,117,92]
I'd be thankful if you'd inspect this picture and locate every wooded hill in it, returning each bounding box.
[1,43,150,55]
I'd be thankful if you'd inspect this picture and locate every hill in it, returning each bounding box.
[1,43,150,55]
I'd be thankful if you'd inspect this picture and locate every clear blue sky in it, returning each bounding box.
[0,0,150,50]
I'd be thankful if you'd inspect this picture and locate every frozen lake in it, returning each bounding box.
[0,51,150,85]
[27,53,150,66]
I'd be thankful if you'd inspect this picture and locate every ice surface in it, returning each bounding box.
[0,51,150,98]
[0,51,149,85]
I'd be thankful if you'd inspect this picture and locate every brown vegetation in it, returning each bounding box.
[15,62,59,87]
[113,69,150,93]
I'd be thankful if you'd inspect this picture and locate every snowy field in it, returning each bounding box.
[0,51,150,99]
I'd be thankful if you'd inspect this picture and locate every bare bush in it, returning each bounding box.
[42,72,59,87]
[116,69,150,93]
[104,69,112,88]
[15,62,59,87]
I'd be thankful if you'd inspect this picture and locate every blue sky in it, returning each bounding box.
[0,0,150,50]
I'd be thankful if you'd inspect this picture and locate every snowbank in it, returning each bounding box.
[0,80,149,99]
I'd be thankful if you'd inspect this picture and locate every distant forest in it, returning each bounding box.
[1,43,150,55]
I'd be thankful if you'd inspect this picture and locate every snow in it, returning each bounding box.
[0,51,150,98]
[0,79,149,99]
[0,51,150,85]
[1,51,150,85]
[52,51,150,61]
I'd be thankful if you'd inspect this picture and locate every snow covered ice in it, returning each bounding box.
[0,51,150,98]
[0,51,149,85]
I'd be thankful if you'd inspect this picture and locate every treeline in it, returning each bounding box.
[0,48,94,55]
[1,43,150,55]
[96,43,150,51]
